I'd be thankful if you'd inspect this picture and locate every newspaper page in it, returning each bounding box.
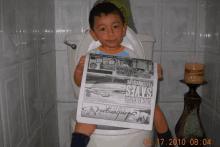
[77,53,158,130]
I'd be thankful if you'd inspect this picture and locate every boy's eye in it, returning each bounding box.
[114,26,119,29]
[100,28,105,31]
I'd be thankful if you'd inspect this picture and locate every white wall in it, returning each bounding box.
[55,0,90,146]
[200,0,220,147]
[0,0,59,146]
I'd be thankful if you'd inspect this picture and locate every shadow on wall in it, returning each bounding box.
[93,0,137,33]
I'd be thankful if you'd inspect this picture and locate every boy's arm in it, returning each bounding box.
[74,56,86,87]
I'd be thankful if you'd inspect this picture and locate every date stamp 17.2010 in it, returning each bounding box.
[143,138,212,146]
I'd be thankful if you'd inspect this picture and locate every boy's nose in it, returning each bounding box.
[107,28,115,38]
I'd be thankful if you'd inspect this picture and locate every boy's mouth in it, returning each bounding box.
[107,40,116,43]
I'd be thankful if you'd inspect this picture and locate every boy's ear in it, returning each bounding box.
[89,30,98,41]
[123,24,127,37]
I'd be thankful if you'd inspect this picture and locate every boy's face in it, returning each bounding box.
[89,13,127,51]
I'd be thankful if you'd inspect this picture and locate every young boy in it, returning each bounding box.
[71,2,174,147]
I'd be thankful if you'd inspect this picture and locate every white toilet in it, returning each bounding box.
[65,27,156,147]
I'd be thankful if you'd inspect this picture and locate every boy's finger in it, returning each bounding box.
[79,60,85,66]
[79,56,86,64]
[82,56,86,59]
[76,68,83,75]
[75,69,83,76]
[79,63,85,67]
[77,66,84,72]
[79,58,85,63]
[75,70,82,75]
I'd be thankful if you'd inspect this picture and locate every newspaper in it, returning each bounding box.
[77,53,158,130]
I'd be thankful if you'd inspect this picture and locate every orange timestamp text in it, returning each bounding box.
[143,138,212,146]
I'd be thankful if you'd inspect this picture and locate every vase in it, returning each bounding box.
[175,80,207,147]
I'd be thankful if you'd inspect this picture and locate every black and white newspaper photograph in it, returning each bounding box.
[77,53,158,130]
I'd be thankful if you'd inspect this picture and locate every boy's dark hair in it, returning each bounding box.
[89,2,125,31]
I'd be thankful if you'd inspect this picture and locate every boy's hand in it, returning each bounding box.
[74,56,86,87]
[158,64,162,79]
[75,121,96,137]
